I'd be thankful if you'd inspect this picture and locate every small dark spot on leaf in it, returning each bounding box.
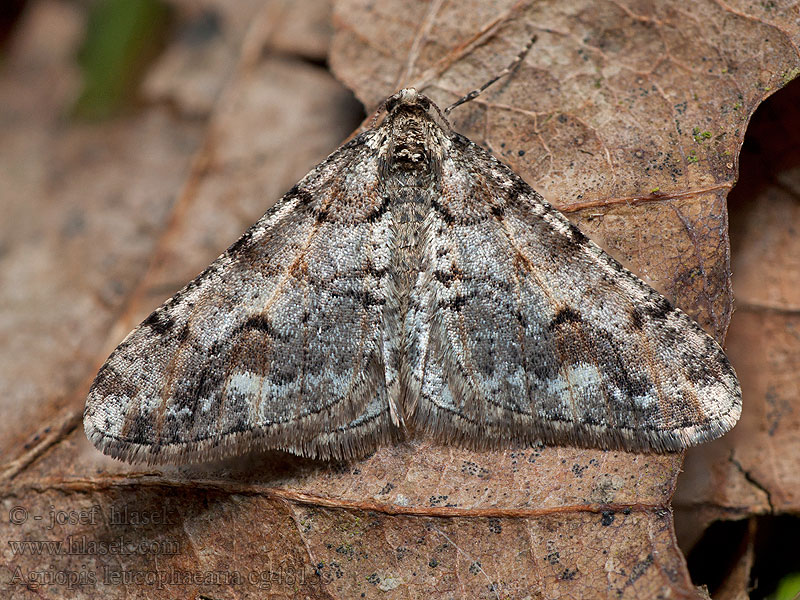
[560,568,578,580]
[488,518,502,534]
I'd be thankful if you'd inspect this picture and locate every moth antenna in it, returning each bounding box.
[444,33,537,115]
[369,98,390,128]
[428,97,454,134]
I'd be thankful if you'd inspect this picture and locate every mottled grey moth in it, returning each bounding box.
[84,88,741,464]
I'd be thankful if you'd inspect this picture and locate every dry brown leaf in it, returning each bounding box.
[1,0,799,598]
[674,77,800,597]
[695,80,800,514]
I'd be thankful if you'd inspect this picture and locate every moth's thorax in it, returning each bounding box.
[375,91,449,310]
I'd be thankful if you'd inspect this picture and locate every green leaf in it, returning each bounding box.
[73,0,171,120]
[771,572,800,600]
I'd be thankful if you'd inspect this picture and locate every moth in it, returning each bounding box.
[84,87,741,464]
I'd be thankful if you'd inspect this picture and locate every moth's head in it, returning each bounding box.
[384,88,433,114]
[376,88,450,135]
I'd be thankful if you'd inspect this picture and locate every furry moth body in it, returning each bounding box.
[85,88,741,464]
